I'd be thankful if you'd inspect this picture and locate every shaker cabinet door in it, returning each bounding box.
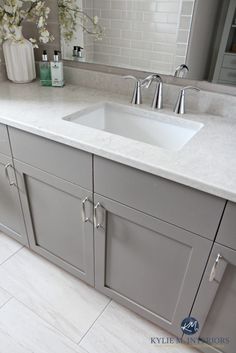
[189,244,236,353]
[94,194,212,337]
[0,153,28,245]
[15,160,94,286]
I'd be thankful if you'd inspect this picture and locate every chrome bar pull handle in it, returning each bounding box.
[81,197,89,223]
[94,202,105,229]
[4,163,16,186]
[209,254,223,282]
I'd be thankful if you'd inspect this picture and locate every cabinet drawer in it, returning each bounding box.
[222,54,236,69]
[219,67,236,84]
[9,127,92,190]
[0,124,11,156]
[217,201,236,250]
[94,156,226,239]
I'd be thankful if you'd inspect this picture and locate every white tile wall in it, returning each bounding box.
[83,0,195,74]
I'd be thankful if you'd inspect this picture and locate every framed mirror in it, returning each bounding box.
[59,0,236,86]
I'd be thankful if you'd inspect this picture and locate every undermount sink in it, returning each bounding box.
[63,102,203,151]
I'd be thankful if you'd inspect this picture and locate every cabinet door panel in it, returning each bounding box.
[189,244,236,353]
[94,194,212,337]
[0,153,28,245]
[15,160,94,285]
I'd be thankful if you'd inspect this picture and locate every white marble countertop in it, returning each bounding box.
[0,81,235,202]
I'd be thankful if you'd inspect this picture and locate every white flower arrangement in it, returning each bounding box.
[0,0,54,47]
[58,0,103,42]
[0,0,102,48]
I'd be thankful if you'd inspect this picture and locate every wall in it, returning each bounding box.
[186,0,222,80]
[22,0,60,62]
[0,46,6,81]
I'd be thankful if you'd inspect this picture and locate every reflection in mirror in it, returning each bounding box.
[59,0,236,86]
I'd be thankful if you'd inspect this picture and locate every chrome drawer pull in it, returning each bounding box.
[81,197,89,223]
[94,202,104,229]
[209,254,223,282]
[4,163,16,186]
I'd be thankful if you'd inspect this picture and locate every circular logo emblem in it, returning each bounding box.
[181,317,199,335]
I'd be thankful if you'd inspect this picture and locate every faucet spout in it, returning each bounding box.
[174,64,189,78]
[140,74,163,109]
[151,75,163,110]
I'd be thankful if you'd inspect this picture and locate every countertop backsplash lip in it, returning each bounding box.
[64,61,236,97]
[0,78,235,202]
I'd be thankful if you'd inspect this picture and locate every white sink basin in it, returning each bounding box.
[63,102,203,151]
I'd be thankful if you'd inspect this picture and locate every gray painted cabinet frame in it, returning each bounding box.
[0,153,28,245]
[14,160,95,286]
[189,244,236,353]
[0,124,11,157]
[216,201,236,251]
[5,127,235,347]
[94,193,212,337]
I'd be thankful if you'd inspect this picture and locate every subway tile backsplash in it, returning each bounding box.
[83,0,195,74]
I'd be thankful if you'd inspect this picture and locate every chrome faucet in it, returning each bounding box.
[124,74,163,109]
[124,75,151,105]
[174,64,189,78]
[143,74,163,109]
[174,86,200,115]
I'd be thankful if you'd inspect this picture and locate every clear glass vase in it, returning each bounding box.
[3,26,36,84]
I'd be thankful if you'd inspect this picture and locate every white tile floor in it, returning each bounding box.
[0,232,200,353]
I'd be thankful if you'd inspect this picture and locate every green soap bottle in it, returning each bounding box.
[39,50,52,86]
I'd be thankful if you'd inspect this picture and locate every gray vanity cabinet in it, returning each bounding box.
[94,193,212,337]
[14,160,94,285]
[0,153,28,245]
[189,244,236,353]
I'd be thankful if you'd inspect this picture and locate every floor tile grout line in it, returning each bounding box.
[0,286,13,303]
[0,246,24,267]
[0,297,13,312]
[0,239,113,349]
[10,297,88,348]
[78,345,91,353]
[77,298,112,346]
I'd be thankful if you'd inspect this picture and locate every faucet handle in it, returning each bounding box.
[181,86,200,93]
[124,76,143,104]
[174,86,200,115]
[141,74,162,88]
[124,75,152,87]
[123,75,140,82]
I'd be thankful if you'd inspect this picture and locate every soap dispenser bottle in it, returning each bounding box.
[72,46,84,61]
[50,50,64,87]
[39,50,51,86]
